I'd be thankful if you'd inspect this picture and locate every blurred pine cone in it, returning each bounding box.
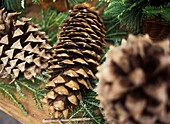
[43,3,106,118]
[0,9,52,82]
[96,34,170,124]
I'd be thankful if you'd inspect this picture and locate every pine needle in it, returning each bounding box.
[33,9,67,45]
[68,90,106,124]
[36,75,48,84]
[1,0,24,11]
[143,5,170,21]
[14,81,26,98]
[80,102,100,124]
[0,82,27,115]
[17,79,47,109]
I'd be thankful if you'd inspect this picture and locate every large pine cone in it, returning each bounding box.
[96,34,170,124]
[0,9,52,82]
[43,3,106,118]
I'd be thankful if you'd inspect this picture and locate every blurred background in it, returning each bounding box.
[0,111,21,124]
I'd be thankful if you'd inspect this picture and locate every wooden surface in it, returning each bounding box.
[0,90,52,124]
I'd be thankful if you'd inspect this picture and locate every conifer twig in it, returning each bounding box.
[0,82,27,115]
[69,107,84,118]
[80,101,100,124]
[98,2,109,14]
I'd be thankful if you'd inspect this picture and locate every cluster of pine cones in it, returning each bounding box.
[1,1,170,124]
[0,3,106,119]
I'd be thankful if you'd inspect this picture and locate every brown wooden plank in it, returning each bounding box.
[0,90,54,124]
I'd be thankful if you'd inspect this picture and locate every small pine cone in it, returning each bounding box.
[96,34,170,124]
[0,9,52,82]
[43,3,106,118]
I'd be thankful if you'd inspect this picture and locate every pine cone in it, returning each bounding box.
[0,9,52,82]
[96,34,170,124]
[43,3,106,118]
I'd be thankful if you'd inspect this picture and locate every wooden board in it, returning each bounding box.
[0,90,53,124]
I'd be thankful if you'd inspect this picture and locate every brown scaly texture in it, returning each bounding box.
[0,9,52,82]
[43,3,106,118]
[96,34,170,124]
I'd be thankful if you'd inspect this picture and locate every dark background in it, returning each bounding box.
[0,111,21,124]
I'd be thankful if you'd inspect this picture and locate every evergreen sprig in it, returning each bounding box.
[0,0,24,11]
[0,82,27,114]
[14,81,26,98]
[103,0,149,33]
[33,9,67,45]
[17,77,48,109]
[0,73,48,113]
[69,91,107,124]
[143,5,170,21]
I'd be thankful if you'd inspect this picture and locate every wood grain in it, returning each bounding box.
[0,90,53,124]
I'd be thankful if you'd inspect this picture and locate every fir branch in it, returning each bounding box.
[163,10,170,22]
[96,0,108,9]
[14,81,26,98]
[0,82,27,115]
[102,0,149,38]
[80,101,101,124]
[1,0,24,11]
[69,91,106,124]
[17,79,47,109]
[34,93,43,109]
[143,5,170,21]
[102,11,127,44]
[33,9,67,45]
[120,0,145,31]
[70,107,84,119]
[36,74,48,84]
[17,79,36,92]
